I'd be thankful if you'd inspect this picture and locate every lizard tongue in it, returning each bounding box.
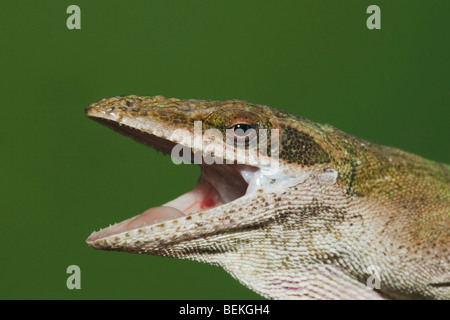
[115,206,185,231]
[87,206,184,242]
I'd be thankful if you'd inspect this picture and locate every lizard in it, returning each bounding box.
[85,95,449,300]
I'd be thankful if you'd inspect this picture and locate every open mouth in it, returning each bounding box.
[86,118,266,243]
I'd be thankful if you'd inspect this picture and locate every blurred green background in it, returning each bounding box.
[0,0,448,299]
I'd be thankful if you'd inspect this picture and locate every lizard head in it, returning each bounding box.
[85,95,343,297]
[85,95,449,300]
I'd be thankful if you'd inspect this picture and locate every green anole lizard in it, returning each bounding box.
[86,95,449,300]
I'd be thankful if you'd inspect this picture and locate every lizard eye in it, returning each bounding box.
[204,107,270,149]
[231,123,255,137]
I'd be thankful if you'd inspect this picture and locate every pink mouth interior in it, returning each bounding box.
[87,164,248,242]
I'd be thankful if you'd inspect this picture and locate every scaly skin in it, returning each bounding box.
[86,95,449,300]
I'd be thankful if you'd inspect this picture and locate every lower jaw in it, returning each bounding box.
[87,164,252,242]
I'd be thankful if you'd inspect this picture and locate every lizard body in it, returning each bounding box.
[86,95,449,299]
